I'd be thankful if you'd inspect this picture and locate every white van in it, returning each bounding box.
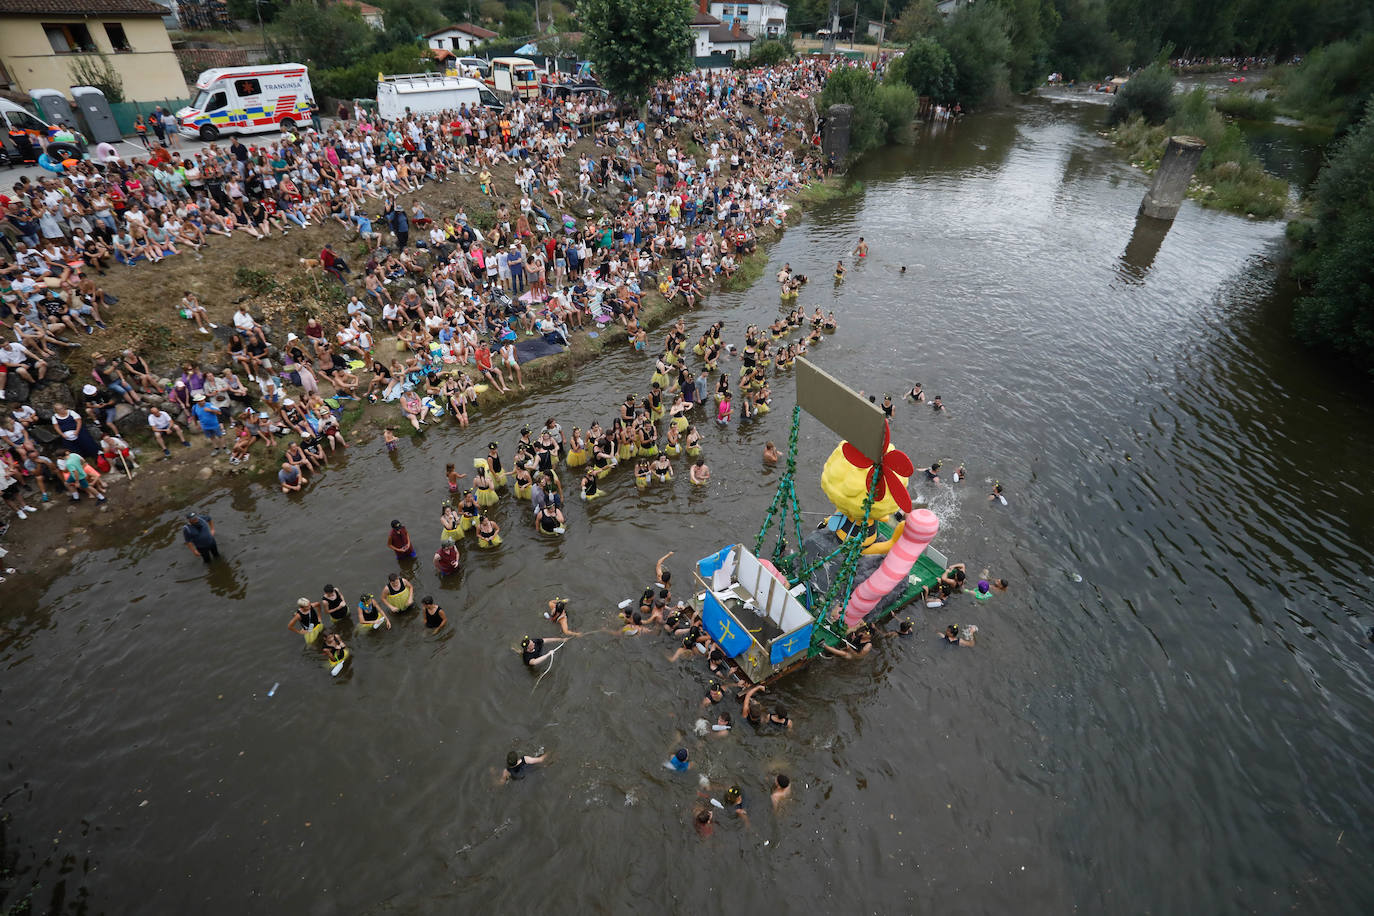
[376,73,504,120]
[0,98,85,162]
[177,64,313,141]
[486,57,541,100]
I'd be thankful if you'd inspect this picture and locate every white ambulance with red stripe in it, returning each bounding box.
[177,64,314,141]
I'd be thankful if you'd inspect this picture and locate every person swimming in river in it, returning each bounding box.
[420,595,448,632]
[853,237,868,258]
[521,635,570,667]
[445,463,466,494]
[501,749,547,783]
[386,519,415,559]
[689,458,710,485]
[834,259,846,281]
[924,460,942,483]
[545,598,581,636]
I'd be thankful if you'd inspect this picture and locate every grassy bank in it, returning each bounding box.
[1111,89,1289,219]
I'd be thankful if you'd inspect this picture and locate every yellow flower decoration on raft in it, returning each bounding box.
[820,440,912,529]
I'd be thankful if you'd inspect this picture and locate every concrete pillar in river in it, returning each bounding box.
[822,104,853,164]
[1139,135,1206,221]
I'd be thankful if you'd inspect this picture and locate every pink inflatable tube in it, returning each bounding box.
[842,509,940,629]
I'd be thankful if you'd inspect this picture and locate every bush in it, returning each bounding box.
[820,66,916,158]
[1274,34,1374,129]
[1292,100,1374,371]
[1109,62,1176,125]
[888,36,956,104]
[234,267,278,296]
[1212,92,1277,121]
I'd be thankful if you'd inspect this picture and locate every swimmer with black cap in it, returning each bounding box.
[501,748,547,783]
[521,634,571,667]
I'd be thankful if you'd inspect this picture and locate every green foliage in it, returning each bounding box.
[375,0,446,51]
[994,0,1061,92]
[892,0,944,43]
[1212,91,1277,121]
[1292,100,1374,370]
[887,36,956,103]
[1271,33,1374,129]
[270,2,375,70]
[234,267,278,296]
[820,67,914,158]
[1108,62,1176,125]
[580,0,694,107]
[1047,0,1127,81]
[67,53,124,104]
[501,9,535,37]
[736,40,792,69]
[314,43,435,101]
[1110,89,1289,219]
[941,1,1013,106]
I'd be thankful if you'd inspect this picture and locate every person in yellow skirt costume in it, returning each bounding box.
[288,597,324,644]
[440,503,464,543]
[476,514,503,547]
[565,427,588,467]
[664,423,682,456]
[458,490,480,532]
[473,459,499,508]
[512,464,533,501]
[485,442,508,488]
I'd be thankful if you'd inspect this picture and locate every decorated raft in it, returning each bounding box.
[693,359,947,684]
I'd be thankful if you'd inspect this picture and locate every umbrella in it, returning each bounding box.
[515,43,539,55]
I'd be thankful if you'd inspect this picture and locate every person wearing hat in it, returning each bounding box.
[723,784,748,824]
[501,748,546,783]
[386,519,414,559]
[287,596,324,644]
[182,511,218,562]
[82,383,120,436]
[520,634,570,667]
[664,747,690,772]
[190,391,224,451]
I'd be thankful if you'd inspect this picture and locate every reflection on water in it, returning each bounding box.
[4,97,1373,913]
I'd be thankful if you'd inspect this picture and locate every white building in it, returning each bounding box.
[692,12,756,59]
[707,0,788,39]
[424,22,499,53]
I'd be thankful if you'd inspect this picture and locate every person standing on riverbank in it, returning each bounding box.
[183,512,218,563]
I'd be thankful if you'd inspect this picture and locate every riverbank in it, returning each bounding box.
[3,154,861,580]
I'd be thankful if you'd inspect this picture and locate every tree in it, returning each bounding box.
[270,3,375,70]
[501,9,535,37]
[68,53,124,103]
[941,1,1013,106]
[375,0,445,51]
[888,35,956,103]
[993,0,1060,90]
[580,0,694,108]
[892,0,943,42]
[1292,99,1374,372]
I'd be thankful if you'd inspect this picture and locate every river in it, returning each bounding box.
[4,96,1373,914]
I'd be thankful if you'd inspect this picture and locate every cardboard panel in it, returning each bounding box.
[796,358,887,462]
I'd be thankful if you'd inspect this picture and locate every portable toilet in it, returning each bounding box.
[29,89,79,132]
[69,86,122,143]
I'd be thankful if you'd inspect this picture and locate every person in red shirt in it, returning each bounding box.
[320,243,348,282]
[473,341,508,392]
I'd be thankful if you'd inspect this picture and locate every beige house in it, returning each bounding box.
[0,0,188,103]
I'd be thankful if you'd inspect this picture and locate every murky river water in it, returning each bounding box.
[5,98,1373,914]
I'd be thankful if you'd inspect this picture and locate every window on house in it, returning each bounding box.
[104,23,131,51]
[43,23,95,53]
[737,7,749,17]
[720,5,733,15]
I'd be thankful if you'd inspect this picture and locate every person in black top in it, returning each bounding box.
[420,595,447,631]
[183,512,218,562]
[520,635,569,667]
[501,749,546,783]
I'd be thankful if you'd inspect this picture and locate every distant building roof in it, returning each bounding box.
[425,21,499,40]
[692,12,721,25]
[708,22,755,42]
[0,0,168,15]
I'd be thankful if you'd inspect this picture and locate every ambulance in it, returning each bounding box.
[177,64,314,141]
